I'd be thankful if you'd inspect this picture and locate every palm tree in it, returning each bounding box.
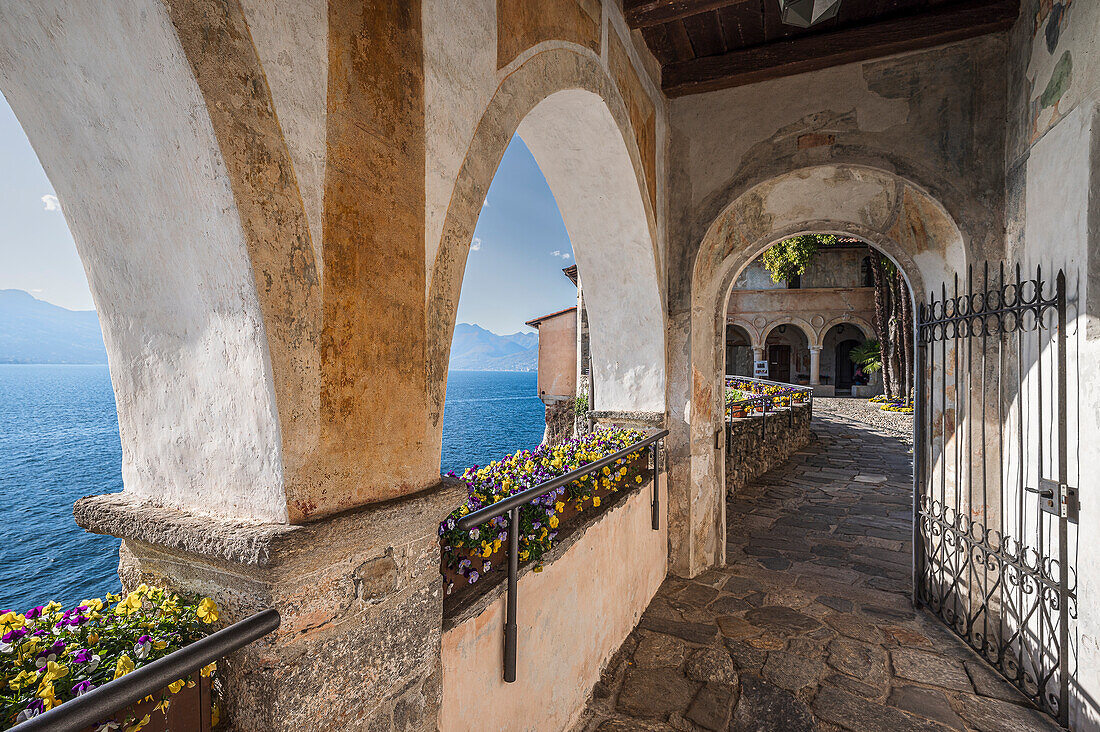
[849,339,882,374]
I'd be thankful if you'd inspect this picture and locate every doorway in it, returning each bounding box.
[768,344,790,383]
[834,339,860,392]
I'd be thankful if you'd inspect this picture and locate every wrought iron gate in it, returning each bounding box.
[914,263,1076,726]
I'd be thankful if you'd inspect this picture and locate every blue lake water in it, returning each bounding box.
[0,365,544,611]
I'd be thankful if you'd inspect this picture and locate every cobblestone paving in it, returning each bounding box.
[576,413,1059,732]
[813,396,914,441]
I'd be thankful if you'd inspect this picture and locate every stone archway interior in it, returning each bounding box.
[518,89,664,414]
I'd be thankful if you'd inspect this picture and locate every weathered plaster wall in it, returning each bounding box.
[439,470,667,732]
[726,288,876,349]
[1004,2,1100,726]
[238,0,328,273]
[665,37,1005,577]
[533,309,578,400]
[0,0,288,522]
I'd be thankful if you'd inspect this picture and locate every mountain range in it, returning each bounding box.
[448,322,537,372]
[0,291,537,371]
[0,289,107,364]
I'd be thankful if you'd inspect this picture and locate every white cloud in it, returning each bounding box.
[482,198,490,208]
[551,250,571,260]
[470,237,482,252]
[41,194,61,212]
[30,288,43,293]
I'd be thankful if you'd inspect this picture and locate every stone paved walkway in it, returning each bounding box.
[576,413,1060,732]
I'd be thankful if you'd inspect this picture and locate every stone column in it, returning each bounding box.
[75,481,465,732]
[752,347,765,363]
[809,346,822,385]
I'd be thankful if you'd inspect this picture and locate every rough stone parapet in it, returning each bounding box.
[77,480,466,732]
[725,403,811,496]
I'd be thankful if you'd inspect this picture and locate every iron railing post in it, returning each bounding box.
[504,506,519,683]
[455,428,669,682]
[912,311,928,608]
[650,441,660,530]
[1056,270,1070,727]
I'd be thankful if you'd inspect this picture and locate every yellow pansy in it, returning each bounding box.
[168,679,186,694]
[548,516,559,529]
[124,714,151,732]
[196,598,219,625]
[555,501,564,512]
[592,496,601,507]
[37,680,58,710]
[43,601,62,615]
[635,475,643,484]
[0,612,24,633]
[116,592,143,616]
[43,661,68,683]
[155,699,171,715]
[9,670,37,691]
[115,654,135,680]
[88,632,100,646]
[200,661,217,678]
[480,544,492,558]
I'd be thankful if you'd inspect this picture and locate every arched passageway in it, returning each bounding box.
[676,164,964,578]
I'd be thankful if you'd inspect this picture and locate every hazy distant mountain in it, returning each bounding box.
[0,289,107,364]
[449,322,537,372]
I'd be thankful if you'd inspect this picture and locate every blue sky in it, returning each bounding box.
[0,90,574,335]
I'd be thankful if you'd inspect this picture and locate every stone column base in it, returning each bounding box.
[74,481,464,732]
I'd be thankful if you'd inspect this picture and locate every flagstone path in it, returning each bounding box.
[575,409,1060,732]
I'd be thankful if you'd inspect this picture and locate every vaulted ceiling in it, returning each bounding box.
[622,0,1020,97]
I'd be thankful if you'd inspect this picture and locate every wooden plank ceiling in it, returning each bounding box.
[622,0,1019,96]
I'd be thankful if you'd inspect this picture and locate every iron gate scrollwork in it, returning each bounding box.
[914,263,1076,727]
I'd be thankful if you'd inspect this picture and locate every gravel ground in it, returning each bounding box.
[812,396,914,441]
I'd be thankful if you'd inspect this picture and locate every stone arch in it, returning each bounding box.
[759,318,816,350]
[0,1,323,522]
[427,48,666,464]
[817,315,877,348]
[676,163,965,576]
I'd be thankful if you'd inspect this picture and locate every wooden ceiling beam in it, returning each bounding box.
[623,0,757,29]
[662,0,1019,97]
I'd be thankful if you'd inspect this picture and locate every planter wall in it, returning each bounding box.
[725,403,812,496]
[76,675,211,732]
[439,468,667,732]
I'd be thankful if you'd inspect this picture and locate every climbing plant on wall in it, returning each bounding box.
[761,233,837,283]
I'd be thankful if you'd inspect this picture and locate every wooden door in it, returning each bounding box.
[768,345,790,383]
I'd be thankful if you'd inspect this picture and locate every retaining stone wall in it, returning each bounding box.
[725,402,811,496]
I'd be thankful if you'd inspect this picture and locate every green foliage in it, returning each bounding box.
[573,393,588,417]
[849,339,882,374]
[761,234,837,283]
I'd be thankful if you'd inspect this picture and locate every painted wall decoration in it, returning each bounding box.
[1027,1,1075,142]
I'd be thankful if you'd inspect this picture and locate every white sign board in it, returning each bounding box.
[753,360,769,378]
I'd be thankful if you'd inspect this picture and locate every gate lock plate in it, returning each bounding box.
[1030,478,1079,524]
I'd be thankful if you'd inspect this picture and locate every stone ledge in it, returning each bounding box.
[75,478,466,568]
[590,410,665,426]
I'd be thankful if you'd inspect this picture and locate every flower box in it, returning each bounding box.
[439,428,650,596]
[1,588,221,730]
[74,674,212,732]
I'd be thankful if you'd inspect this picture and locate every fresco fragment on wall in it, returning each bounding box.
[1026,0,1077,143]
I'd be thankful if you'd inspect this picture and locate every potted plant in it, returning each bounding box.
[1,588,221,731]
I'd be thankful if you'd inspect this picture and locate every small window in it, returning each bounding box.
[861,257,874,287]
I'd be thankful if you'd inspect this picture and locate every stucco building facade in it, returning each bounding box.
[725,243,881,396]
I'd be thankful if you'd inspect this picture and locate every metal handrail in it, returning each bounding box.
[456,428,668,683]
[8,608,280,732]
[724,377,814,449]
